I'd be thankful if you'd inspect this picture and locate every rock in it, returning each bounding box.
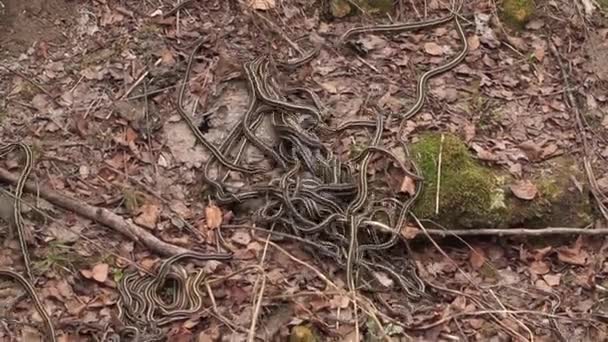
[501,0,535,29]
[289,326,317,342]
[411,133,592,229]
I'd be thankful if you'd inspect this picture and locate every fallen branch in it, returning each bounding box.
[0,167,194,257]
[422,226,608,237]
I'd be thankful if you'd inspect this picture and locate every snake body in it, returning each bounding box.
[115,2,468,335]
[0,143,56,342]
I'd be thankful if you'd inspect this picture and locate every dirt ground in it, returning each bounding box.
[1,0,608,341]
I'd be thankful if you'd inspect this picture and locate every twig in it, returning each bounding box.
[118,58,162,101]
[3,68,62,107]
[125,84,179,101]
[420,226,608,236]
[366,219,608,236]
[411,309,595,331]
[252,11,303,55]
[435,133,444,215]
[0,167,196,257]
[162,0,195,18]
[247,233,271,342]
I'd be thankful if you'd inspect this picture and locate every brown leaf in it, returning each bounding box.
[400,225,419,240]
[529,260,549,275]
[205,203,223,229]
[80,269,93,279]
[519,140,542,161]
[160,48,176,65]
[134,203,161,229]
[470,247,486,270]
[463,122,476,142]
[231,231,251,246]
[601,114,608,129]
[543,274,561,287]
[471,143,497,161]
[373,271,394,288]
[250,0,275,10]
[399,176,416,196]
[424,42,443,56]
[125,127,138,144]
[532,246,552,261]
[541,143,559,159]
[467,35,480,51]
[91,263,109,283]
[557,236,589,266]
[510,180,538,200]
[534,46,545,62]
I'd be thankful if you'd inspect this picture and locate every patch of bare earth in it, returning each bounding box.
[0,0,607,341]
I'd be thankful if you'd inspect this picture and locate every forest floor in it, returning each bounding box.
[1,0,608,341]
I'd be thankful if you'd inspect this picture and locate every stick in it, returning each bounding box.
[0,167,195,257]
[421,226,608,237]
[435,134,444,215]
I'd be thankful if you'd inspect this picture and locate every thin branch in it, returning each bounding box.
[420,226,608,237]
[0,167,195,257]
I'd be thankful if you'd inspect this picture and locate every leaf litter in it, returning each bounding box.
[0,0,607,341]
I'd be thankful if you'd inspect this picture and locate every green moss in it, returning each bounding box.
[506,157,592,228]
[411,133,504,228]
[410,135,592,229]
[501,0,535,29]
[360,0,393,13]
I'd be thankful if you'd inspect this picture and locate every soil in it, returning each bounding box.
[0,0,73,56]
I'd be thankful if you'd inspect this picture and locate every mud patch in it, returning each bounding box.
[0,0,74,55]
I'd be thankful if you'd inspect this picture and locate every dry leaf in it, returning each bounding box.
[373,271,394,288]
[424,42,444,56]
[529,260,549,275]
[470,247,486,270]
[134,203,161,229]
[250,0,275,10]
[510,180,537,200]
[91,263,109,283]
[557,236,589,266]
[467,35,480,50]
[205,203,223,229]
[534,46,545,62]
[231,231,251,246]
[400,225,419,240]
[399,176,416,196]
[543,273,561,286]
[463,122,476,142]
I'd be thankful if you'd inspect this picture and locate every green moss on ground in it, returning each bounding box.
[507,157,593,228]
[501,0,535,29]
[410,134,592,229]
[411,133,505,228]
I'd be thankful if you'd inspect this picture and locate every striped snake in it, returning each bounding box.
[115,2,468,336]
[0,143,56,342]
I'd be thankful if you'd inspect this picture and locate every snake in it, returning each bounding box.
[0,143,56,342]
[115,3,468,333]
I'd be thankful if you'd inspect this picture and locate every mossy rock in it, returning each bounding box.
[411,133,505,228]
[289,325,317,342]
[411,133,592,229]
[501,0,535,29]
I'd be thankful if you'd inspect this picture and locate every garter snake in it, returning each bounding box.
[115,4,469,329]
[0,143,56,342]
